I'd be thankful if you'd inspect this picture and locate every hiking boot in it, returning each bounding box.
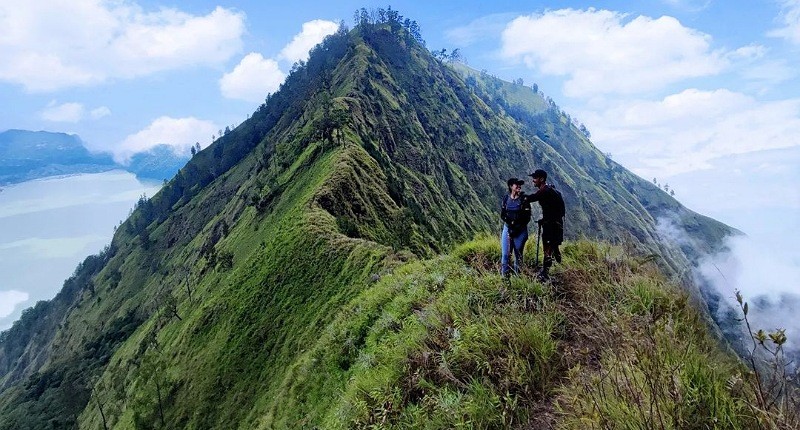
[537,255,553,282]
[554,248,562,264]
[535,270,549,282]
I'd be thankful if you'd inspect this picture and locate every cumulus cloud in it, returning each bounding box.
[662,147,800,227]
[724,43,796,89]
[220,53,285,103]
[219,19,337,102]
[741,59,797,88]
[90,106,111,119]
[729,44,767,61]
[769,0,800,44]
[39,101,110,122]
[116,116,217,163]
[0,1,245,92]
[579,88,800,177]
[279,19,339,63]
[40,101,85,123]
[0,290,29,319]
[445,13,518,47]
[500,8,727,97]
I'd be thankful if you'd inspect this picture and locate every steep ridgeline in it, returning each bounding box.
[0,18,734,429]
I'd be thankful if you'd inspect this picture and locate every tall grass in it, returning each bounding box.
[554,241,787,430]
[298,238,797,429]
[730,291,800,429]
[311,240,560,428]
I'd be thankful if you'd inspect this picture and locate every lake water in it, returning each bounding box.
[0,171,161,331]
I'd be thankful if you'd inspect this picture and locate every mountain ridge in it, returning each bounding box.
[0,15,744,429]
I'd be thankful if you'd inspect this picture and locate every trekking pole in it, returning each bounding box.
[535,222,541,268]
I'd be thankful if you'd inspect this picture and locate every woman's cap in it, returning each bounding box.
[507,177,524,187]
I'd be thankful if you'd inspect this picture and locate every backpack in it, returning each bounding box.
[501,194,531,234]
[552,186,565,219]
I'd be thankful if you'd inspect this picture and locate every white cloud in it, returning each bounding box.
[729,44,767,61]
[656,216,695,248]
[663,146,800,231]
[0,1,245,92]
[279,19,339,64]
[219,19,337,102]
[698,233,800,354]
[116,116,217,163]
[220,53,285,103]
[90,106,111,119]
[0,290,29,319]
[500,8,727,97]
[445,13,518,46]
[724,44,795,89]
[769,0,800,44]
[740,59,796,87]
[582,88,800,178]
[39,101,111,122]
[40,101,85,123]
[110,6,246,76]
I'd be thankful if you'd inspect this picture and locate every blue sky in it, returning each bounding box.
[0,1,798,310]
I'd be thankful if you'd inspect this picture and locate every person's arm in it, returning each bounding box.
[524,189,544,225]
[524,188,541,204]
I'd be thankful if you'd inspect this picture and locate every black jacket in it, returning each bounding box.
[501,193,532,235]
[524,185,565,224]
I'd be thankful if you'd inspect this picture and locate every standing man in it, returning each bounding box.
[525,169,565,281]
[500,177,532,277]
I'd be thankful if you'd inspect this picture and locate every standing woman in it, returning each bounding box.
[500,177,532,277]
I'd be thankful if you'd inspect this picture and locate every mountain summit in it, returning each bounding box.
[0,12,740,429]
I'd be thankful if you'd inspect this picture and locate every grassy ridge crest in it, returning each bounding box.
[270,237,763,429]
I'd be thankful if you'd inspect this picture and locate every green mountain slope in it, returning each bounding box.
[0,15,738,429]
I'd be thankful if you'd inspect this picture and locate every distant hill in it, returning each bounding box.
[0,12,759,430]
[125,144,191,182]
[0,129,117,184]
[0,130,190,184]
